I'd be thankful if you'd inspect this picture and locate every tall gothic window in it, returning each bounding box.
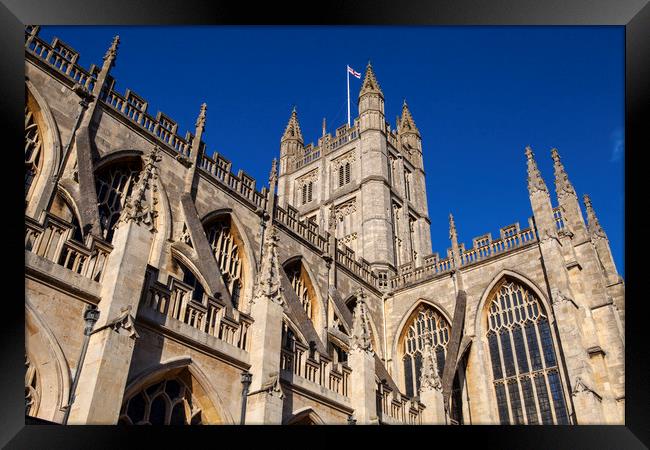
[404,169,412,201]
[96,161,142,242]
[301,181,313,205]
[285,260,316,321]
[486,279,569,425]
[401,305,450,398]
[119,376,204,425]
[25,105,43,202]
[205,216,245,309]
[338,162,351,188]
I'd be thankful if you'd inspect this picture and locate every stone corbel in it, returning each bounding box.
[255,373,284,399]
[176,153,193,168]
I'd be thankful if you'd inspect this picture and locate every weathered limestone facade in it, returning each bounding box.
[24,27,624,425]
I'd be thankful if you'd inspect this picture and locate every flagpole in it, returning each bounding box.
[347,65,350,127]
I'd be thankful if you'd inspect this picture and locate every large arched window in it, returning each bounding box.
[95,161,142,242]
[400,304,450,398]
[25,354,40,417]
[486,279,569,425]
[25,104,43,202]
[204,215,246,309]
[120,375,203,425]
[285,260,316,321]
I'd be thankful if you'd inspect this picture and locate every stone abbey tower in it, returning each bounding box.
[24,27,625,425]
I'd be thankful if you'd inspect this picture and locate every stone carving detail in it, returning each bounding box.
[25,104,43,199]
[341,232,357,245]
[350,289,372,352]
[179,223,192,247]
[419,334,442,392]
[571,376,601,401]
[297,169,319,188]
[332,151,356,170]
[261,373,284,399]
[25,354,40,416]
[525,146,548,194]
[252,225,283,305]
[551,148,576,199]
[96,305,140,340]
[334,198,357,221]
[551,288,576,307]
[269,158,278,185]
[118,146,161,232]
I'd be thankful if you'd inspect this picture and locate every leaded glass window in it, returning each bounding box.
[119,376,203,425]
[25,105,43,201]
[96,162,142,242]
[486,280,569,424]
[205,217,245,309]
[401,305,450,398]
[286,261,314,320]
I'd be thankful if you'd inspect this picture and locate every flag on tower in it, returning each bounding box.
[347,65,361,79]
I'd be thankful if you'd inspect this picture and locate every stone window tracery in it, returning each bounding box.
[401,305,450,398]
[285,261,317,322]
[25,105,43,201]
[119,376,203,425]
[205,217,245,309]
[486,280,569,425]
[96,162,142,242]
[25,354,40,417]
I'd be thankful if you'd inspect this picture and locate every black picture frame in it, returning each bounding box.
[2,0,647,447]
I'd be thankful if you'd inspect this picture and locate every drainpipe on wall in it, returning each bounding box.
[61,304,100,425]
[240,371,252,424]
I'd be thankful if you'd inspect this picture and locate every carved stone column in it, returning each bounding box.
[67,147,160,424]
[347,290,378,424]
[245,225,285,424]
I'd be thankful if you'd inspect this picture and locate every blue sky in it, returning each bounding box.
[37,26,624,276]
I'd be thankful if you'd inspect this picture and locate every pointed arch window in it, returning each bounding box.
[96,161,142,242]
[25,105,43,202]
[25,354,40,417]
[119,376,204,425]
[400,305,450,398]
[205,216,245,309]
[486,279,569,424]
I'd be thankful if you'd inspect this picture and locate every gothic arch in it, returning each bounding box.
[169,250,212,301]
[25,80,62,219]
[281,256,326,339]
[285,407,325,425]
[25,299,71,424]
[201,209,257,309]
[282,313,308,346]
[474,270,571,425]
[93,149,144,173]
[121,357,235,425]
[392,299,453,398]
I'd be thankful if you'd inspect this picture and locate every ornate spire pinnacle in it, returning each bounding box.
[399,99,420,136]
[449,213,461,268]
[118,146,161,231]
[525,146,548,194]
[359,62,383,98]
[269,158,278,185]
[420,334,442,392]
[281,107,303,144]
[103,35,120,67]
[195,102,207,130]
[551,148,576,199]
[583,194,607,239]
[253,225,283,305]
[350,288,372,352]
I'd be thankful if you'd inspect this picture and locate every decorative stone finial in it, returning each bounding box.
[359,62,383,98]
[195,102,207,130]
[449,213,461,268]
[551,148,576,199]
[253,225,283,305]
[449,213,457,242]
[399,99,419,136]
[350,293,372,353]
[103,35,120,66]
[525,146,548,194]
[117,146,161,231]
[281,107,303,143]
[269,158,278,185]
[583,194,607,239]
[420,334,442,392]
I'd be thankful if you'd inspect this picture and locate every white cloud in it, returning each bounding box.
[610,127,624,163]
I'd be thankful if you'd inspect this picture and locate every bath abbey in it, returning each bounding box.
[24,27,625,425]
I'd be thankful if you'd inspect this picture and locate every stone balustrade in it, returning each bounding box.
[292,124,360,171]
[375,380,423,425]
[390,217,539,290]
[142,274,253,351]
[25,28,99,93]
[273,204,330,253]
[25,213,112,282]
[280,341,351,398]
[335,243,379,288]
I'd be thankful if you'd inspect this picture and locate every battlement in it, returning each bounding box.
[388,209,569,290]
